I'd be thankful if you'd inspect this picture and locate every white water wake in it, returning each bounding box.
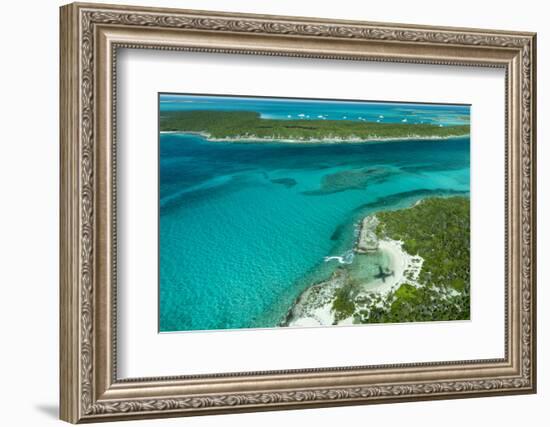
[324,250,355,265]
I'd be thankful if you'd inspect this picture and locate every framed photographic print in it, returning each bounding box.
[158,93,472,333]
[60,2,537,423]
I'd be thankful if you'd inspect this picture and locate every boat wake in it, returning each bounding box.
[324,250,355,265]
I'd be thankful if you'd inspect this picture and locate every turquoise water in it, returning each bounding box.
[159,138,470,332]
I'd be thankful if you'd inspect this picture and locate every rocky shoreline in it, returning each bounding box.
[355,215,380,253]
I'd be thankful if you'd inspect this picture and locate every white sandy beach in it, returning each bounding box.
[364,239,423,293]
[286,237,424,328]
[160,130,468,144]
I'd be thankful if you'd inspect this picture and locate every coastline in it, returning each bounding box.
[284,237,422,327]
[283,204,425,328]
[160,130,469,144]
[282,196,473,328]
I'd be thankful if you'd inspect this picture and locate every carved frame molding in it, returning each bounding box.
[60,2,536,423]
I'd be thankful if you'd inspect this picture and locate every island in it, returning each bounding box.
[283,196,470,327]
[160,111,470,143]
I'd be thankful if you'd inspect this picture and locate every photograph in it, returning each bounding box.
[159,94,471,332]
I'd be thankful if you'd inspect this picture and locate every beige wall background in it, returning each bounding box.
[0,0,545,425]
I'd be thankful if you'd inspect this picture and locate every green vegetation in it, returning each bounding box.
[356,196,470,324]
[332,282,356,322]
[160,111,470,141]
[358,283,470,324]
[377,197,470,292]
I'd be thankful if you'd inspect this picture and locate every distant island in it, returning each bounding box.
[160,111,470,143]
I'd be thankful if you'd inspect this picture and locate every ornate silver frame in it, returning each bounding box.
[60,2,537,423]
